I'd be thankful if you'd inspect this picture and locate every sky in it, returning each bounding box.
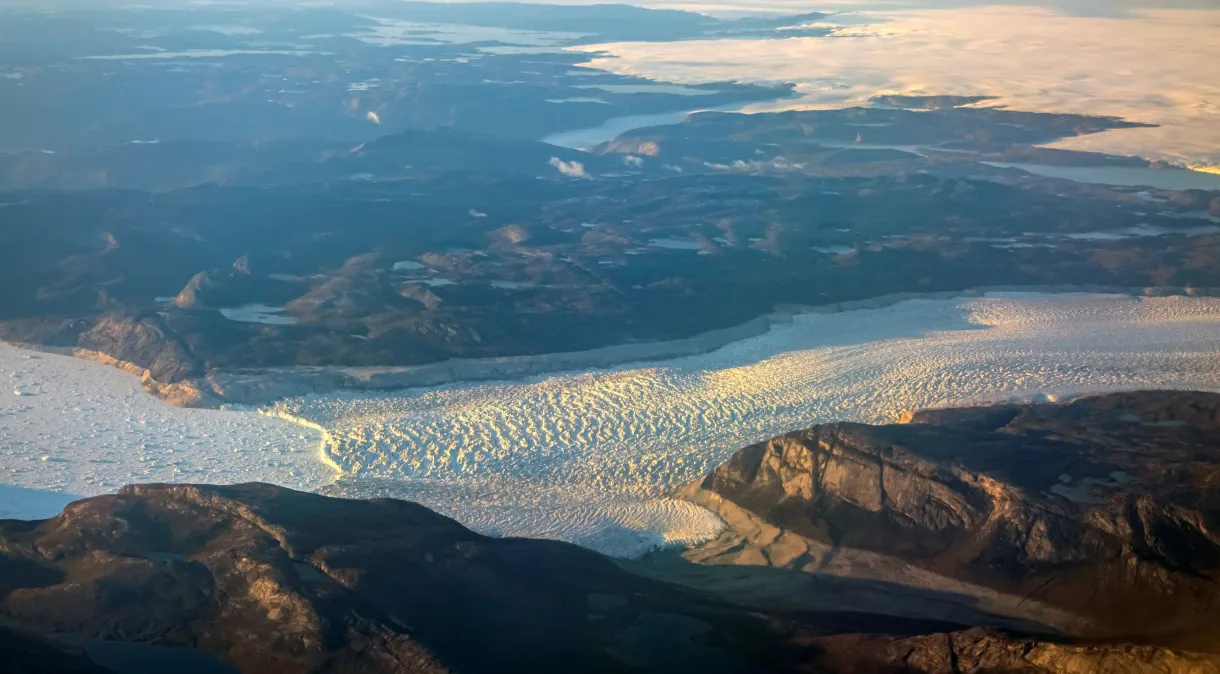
[11,0,1220,15]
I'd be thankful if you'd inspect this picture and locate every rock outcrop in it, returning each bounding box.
[2,479,1219,673]
[76,312,200,383]
[0,483,804,673]
[807,627,1220,674]
[681,391,1220,654]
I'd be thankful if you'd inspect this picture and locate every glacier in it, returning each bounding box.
[4,293,1220,556]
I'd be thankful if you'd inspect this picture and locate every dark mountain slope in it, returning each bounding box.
[5,479,1218,673]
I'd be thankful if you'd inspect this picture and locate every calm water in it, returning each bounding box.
[543,110,699,149]
[983,162,1220,190]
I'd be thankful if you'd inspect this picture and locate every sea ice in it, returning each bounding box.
[0,343,331,517]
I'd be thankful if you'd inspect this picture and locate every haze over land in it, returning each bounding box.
[1,0,1219,530]
[1,0,1220,670]
[573,4,1220,171]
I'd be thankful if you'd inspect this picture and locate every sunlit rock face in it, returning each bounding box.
[570,3,1220,171]
[268,294,1220,557]
[682,390,1220,652]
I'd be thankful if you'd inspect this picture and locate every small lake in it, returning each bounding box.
[351,19,588,47]
[983,162,1220,191]
[544,102,755,150]
[573,83,721,96]
[544,110,699,149]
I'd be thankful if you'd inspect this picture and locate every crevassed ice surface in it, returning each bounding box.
[0,344,330,519]
[265,294,1220,557]
[3,294,1220,555]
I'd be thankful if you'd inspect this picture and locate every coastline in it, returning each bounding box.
[9,283,1220,409]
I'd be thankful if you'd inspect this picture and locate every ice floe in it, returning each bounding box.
[0,343,331,517]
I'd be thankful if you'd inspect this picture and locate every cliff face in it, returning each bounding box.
[76,313,201,383]
[682,391,1220,653]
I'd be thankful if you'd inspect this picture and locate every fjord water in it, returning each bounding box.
[983,162,1220,190]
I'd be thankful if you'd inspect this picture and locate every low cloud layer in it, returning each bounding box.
[704,157,806,173]
[548,156,590,178]
[573,6,1220,171]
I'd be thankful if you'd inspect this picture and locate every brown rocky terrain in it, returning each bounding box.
[3,479,1219,673]
[679,391,1220,655]
[3,102,1218,405]
[806,628,1220,674]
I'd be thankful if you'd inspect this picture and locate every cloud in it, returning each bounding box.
[569,6,1220,171]
[623,155,645,167]
[366,111,381,125]
[548,157,591,178]
[704,157,806,173]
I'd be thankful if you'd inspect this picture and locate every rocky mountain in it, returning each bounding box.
[3,479,1219,673]
[807,627,1220,674]
[0,483,817,674]
[679,391,1220,655]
